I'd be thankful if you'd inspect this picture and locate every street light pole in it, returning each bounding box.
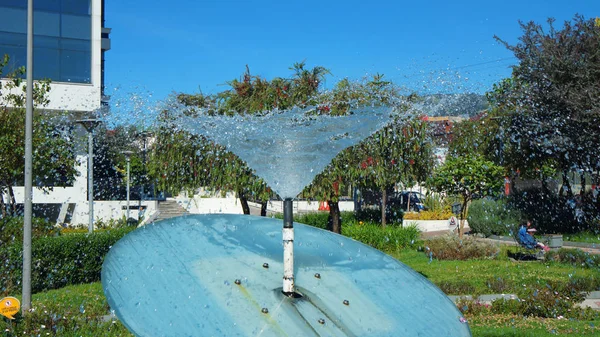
[22,0,34,313]
[122,151,133,222]
[76,119,100,234]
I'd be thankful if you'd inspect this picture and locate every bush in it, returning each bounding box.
[342,223,420,252]
[354,207,403,225]
[438,281,477,295]
[0,216,58,246]
[508,187,584,234]
[403,209,455,220]
[0,227,135,295]
[492,288,581,319]
[467,198,521,237]
[425,235,500,260]
[458,288,599,320]
[545,248,600,269]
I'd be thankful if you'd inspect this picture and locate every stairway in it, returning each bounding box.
[153,199,189,222]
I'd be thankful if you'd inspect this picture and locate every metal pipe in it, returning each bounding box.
[22,0,34,313]
[126,156,130,221]
[87,130,94,234]
[283,198,294,294]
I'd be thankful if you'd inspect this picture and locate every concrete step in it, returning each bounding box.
[154,200,189,221]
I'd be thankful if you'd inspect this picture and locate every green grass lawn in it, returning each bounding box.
[564,231,600,245]
[391,246,600,296]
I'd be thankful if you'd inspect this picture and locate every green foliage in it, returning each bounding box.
[341,223,420,252]
[491,288,588,319]
[273,211,418,251]
[0,283,133,336]
[424,235,500,260]
[494,15,600,175]
[0,227,135,295]
[1,54,76,216]
[545,248,600,269]
[285,211,330,230]
[437,281,477,295]
[0,216,57,246]
[508,187,581,234]
[467,198,521,237]
[428,154,504,236]
[353,208,403,225]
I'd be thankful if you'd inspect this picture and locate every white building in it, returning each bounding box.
[0,0,111,111]
[0,0,115,225]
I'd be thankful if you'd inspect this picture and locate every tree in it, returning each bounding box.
[0,55,77,217]
[156,63,331,216]
[494,15,600,195]
[428,154,504,238]
[356,118,434,226]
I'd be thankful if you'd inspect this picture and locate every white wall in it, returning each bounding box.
[6,155,156,227]
[173,193,355,215]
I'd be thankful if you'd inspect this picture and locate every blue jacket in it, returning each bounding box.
[518,225,537,249]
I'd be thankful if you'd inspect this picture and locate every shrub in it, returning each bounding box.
[545,248,600,269]
[403,209,454,220]
[0,227,135,295]
[493,288,579,319]
[425,235,500,260]
[342,223,420,252]
[467,198,521,237]
[485,277,514,294]
[438,281,477,296]
[508,187,585,234]
[0,216,58,246]
[354,207,403,225]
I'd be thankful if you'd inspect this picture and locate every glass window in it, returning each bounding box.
[60,49,90,83]
[61,14,90,40]
[34,11,60,37]
[34,47,60,80]
[0,7,26,34]
[0,45,25,74]
[0,0,26,9]
[0,32,26,47]
[36,36,60,49]
[61,38,90,52]
[61,0,91,15]
[34,0,61,12]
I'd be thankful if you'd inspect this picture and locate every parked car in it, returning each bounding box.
[387,191,427,212]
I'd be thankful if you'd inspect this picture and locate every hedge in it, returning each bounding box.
[0,227,135,296]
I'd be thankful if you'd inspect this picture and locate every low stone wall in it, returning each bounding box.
[403,219,469,233]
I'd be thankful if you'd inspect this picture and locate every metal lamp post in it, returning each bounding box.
[137,131,151,220]
[22,0,34,313]
[76,119,101,234]
[122,151,133,222]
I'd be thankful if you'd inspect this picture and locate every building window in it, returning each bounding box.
[0,0,92,84]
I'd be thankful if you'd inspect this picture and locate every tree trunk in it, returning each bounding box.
[381,188,387,228]
[560,170,573,198]
[237,189,251,215]
[260,201,268,216]
[580,172,586,197]
[8,185,17,216]
[0,187,5,218]
[327,200,341,234]
[459,199,470,239]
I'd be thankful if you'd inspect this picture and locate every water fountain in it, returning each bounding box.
[101,102,472,336]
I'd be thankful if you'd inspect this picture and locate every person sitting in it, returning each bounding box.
[518,220,550,252]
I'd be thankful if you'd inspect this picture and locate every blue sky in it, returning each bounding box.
[104,0,599,101]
